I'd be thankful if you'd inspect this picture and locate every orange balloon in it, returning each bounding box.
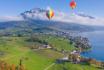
[70,0,76,9]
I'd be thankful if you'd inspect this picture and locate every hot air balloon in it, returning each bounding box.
[46,9,54,20]
[70,0,76,9]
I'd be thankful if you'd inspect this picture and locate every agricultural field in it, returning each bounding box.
[0,35,100,70]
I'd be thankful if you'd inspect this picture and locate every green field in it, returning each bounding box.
[0,35,101,70]
[49,62,99,70]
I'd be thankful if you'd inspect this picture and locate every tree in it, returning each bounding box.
[95,61,102,68]
[18,59,25,70]
[4,63,10,70]
[19,65,25,70]
[101,62,104,68]
[0,63,4,70]
[88,58,96,65]
[11,64,16,70]
[68,54,73,62]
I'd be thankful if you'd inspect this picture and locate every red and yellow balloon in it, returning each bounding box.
[46,9,54,20]
[70,0,76,9]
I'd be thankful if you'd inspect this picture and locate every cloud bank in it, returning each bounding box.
[0,8,104,26]
[52,11,104,26]
[0,16,24,22]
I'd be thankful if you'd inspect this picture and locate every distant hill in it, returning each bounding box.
[0,8,104,36]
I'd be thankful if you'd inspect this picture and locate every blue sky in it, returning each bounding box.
[0,0,104,17]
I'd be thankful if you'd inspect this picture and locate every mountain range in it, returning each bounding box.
[0,8,104,36]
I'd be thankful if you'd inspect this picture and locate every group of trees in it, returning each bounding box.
[68,53,104,68]
[0,59,25,70]
[88,58,104,68]
[27,34,48,45]
[26,34,49,49]
[72,36,91,50]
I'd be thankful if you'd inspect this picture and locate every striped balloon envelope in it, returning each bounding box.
[46,9,54,20]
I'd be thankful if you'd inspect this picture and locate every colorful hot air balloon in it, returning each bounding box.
[70,0,76,9]
[46,9,54,20]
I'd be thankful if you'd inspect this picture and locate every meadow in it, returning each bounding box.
[0,35,101,70]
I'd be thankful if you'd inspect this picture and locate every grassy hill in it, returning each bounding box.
[0,35,101,70]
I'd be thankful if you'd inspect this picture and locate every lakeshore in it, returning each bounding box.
[80,31,104,61]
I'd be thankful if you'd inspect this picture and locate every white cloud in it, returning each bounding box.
[52,11,104,26]
[46,6,51,10]
[1,8,103,26]
[0,16,24,22]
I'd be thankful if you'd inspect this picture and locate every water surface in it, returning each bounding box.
[81,31,104,61]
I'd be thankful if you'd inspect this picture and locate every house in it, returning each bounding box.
[43,44,52,49]
[56,56,69,64]
[61,56,69,61]
[69,50,81,63]
[38,44,52,49]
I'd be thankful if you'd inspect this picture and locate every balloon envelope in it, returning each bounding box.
[70,0,76,9]
[46,9,54,19]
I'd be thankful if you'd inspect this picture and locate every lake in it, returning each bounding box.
[80,31,104,61]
